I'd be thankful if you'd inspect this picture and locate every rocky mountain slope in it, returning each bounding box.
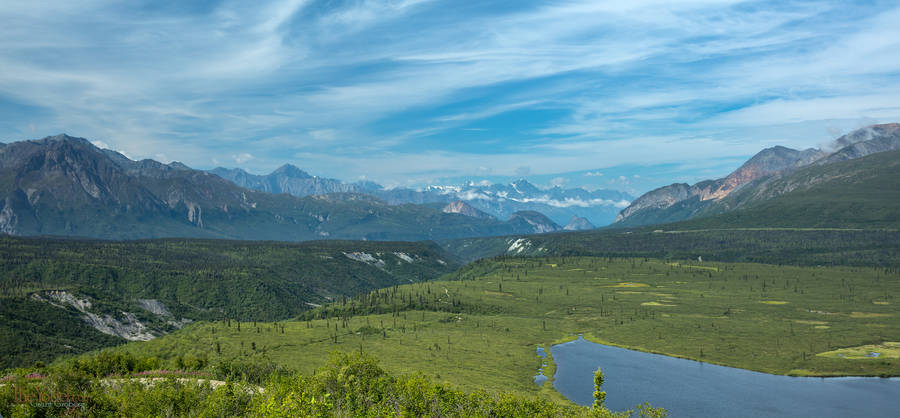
[818,123,900,164]
[614,123,900,227]
[564,215,595,231]
[678,148,900,229]
[505,210,561,233]
[0,134,568,241]
[441,200,493,219]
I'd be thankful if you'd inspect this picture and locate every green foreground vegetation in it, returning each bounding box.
[1,351,664,417]
[58,256,896,404]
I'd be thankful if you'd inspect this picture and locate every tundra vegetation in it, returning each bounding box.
[6,256,890,415]
[4,244,898,415]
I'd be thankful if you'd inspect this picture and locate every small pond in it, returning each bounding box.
[551,336,900,417]
[534,346,549,385]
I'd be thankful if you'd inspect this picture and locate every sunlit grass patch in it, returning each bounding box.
[760,301,789,305]
[609,282,649,288]
[818,342,900,359]
[873,301,890,305]
[640,301,675,307]
[849,312,892,318]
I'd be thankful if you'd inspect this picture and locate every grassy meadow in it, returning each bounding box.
[103,256,900,402]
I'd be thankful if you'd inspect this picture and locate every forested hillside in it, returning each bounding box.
[0,236,457,369]
[444,228,900,266]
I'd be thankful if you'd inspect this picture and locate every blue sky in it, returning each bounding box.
[1,0,899,195]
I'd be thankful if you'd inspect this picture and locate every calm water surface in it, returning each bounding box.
[551,336,900,417]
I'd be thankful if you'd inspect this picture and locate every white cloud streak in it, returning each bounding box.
[0,0,897,193]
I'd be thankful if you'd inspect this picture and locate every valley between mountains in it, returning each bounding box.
[1,124,899,416]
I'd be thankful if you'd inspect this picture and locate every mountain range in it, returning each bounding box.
[2,123,895,242]
[213,166,630,227]
[209,165,379,197]
[0,135,563,241]
[614,123,900,227]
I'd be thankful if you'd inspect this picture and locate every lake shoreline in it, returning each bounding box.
[576,332,900,378]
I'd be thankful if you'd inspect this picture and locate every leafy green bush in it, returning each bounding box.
[213,357,288,385]
[66,351,160,377]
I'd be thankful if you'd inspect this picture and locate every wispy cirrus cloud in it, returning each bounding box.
[0,0,898,193]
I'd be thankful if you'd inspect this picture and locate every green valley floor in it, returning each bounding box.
[101,257,899,400]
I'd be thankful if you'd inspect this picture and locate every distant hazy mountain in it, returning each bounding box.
[210,164,380,196]
[614,123,900,227]
[404,179,631,227]
[210,167,632,226]
[564,215,595,231]
[0,134,576,240]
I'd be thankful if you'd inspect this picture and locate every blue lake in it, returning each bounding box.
[551,336,900,417]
